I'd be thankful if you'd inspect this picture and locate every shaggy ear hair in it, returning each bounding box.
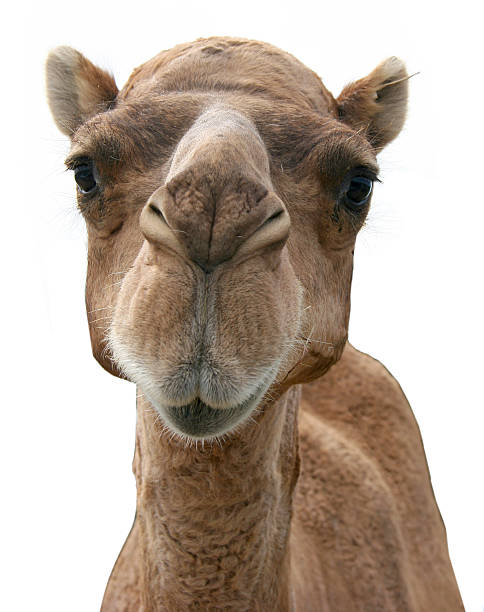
[46,46,118,136]
[337,57,409,151]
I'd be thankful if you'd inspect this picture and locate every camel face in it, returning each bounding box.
[47,39,408,439]
[46,43,465,612]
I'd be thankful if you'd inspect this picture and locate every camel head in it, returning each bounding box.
[46,39,408,440]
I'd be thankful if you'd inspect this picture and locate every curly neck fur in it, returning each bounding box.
[134,386,301,611]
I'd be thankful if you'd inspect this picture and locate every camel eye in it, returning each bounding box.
[345,176,373,207]
[74,163,97,194]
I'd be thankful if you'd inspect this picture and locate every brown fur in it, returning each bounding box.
[46,37,463,610]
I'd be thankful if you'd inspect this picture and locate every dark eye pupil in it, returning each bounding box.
[74,164,97,193]
[346,176,373,206]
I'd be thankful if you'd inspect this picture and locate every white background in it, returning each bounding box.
[3,1,482,610]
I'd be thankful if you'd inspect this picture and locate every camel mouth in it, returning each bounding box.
[165,399,247,438]
[154,385,267,440]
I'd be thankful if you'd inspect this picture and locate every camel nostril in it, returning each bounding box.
[149,204,167,223]
[263,209,284,226]
[141,200,187,257]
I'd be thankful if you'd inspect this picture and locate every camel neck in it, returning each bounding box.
[134,386,301,611]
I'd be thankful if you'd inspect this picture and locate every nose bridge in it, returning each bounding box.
[167,106,270,183]
[142,107,285,269]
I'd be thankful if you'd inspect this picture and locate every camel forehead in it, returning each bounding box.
[120,37,336,114]
[70,38,376,179]
[71,92,375,177]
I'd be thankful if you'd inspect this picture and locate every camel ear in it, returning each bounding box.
[337,57,409,151]
[46,46,118,136]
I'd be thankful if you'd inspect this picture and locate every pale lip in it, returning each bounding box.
[109,328,284,439]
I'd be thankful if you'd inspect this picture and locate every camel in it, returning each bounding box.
[46,37,464,611]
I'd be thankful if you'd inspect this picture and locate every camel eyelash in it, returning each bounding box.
[65,155,92,170]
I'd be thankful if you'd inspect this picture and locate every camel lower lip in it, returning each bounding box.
[165,398,249,438]
[155,383,269,439]
[140,373,278,440]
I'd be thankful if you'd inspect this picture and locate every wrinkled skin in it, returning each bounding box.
[46,38,464,611]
